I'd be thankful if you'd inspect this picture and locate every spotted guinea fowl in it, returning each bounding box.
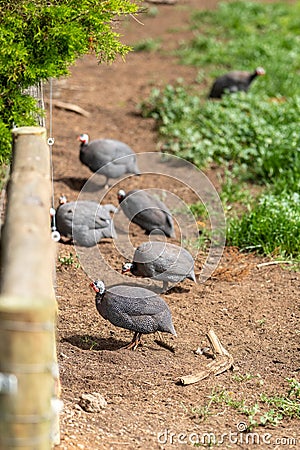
[117,189,175,238]
[208,67,266,99]
[122,241,196,291]
[91,280,177,350]
[78,134,140,188]
[56,196,117,247]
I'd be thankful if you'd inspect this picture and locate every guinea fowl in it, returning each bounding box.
[117,189,175,238]
[56,196,117,247]
[78,134,140,188]
[208,67,266,99]
[122,241,196,291]
[91,280,177,350]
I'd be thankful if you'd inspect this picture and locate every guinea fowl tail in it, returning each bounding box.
[131,159,141,176]
[189,271,197,283]
[169,323,177,337]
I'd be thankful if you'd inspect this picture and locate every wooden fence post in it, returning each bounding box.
[0,126,60,449]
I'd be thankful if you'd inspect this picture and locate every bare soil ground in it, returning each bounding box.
[52,1,300,448]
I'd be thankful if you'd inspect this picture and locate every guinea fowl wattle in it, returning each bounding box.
[122,241,196,291]
[208,67,266,99]
[91,280,177,350]
[78,134,140,188]
[117,189,175,238]
[56,196,117,247]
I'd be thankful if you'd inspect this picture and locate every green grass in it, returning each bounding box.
[139,1,300,260]
[58,252,80,269]
[232,373,264,385]
[192,378,300,431]
[227,192,300,258]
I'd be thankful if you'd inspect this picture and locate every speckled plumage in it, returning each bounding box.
[79,135,140,186]
[118,189,175,238]
[56,200,117,247]
[208,67,265,99]
[94,283,176,339]
[124,241,196,290]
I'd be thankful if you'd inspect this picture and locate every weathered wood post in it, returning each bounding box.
[0,127,60,449]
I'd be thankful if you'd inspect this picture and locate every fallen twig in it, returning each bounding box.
[48,100,90,117]
[256,260,294,268]
[179,329,233,385]
[130,13,144,26]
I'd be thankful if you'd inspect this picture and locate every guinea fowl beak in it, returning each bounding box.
[256,67,266,76]
[77,134,87,143]
[90,282,99,293]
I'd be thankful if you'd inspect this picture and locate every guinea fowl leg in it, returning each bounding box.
[155,331,175,353]
[104,176,110,190]
[162,280,169,292]
[122,332,143,351]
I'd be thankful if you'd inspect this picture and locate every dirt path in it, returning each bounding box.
[52,1,300,449]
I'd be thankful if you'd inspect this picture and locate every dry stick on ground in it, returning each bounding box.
[179,329,234,385]
[256,260,294,268]
[46,100,90,117]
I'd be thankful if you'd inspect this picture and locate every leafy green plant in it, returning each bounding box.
[287,378,300,399]
[198,387,261,430]
[233,373,264,386]
[227,192,300,258]
[191,402,214,423]
[256,318,266,327]
[140,84,300,259]
[218,171,253,213]
[58,252,80,269]
[260,378,300,421]
[188,201,212,250]
[0,0,139,164]
[194,378,300,431]
[139,1,300,260]
[80,335,99,350]
[140,86,300,186]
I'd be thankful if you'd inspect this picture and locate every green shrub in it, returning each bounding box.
[227,192,300,258]
[140,86,300,186]
[0,0,139,164]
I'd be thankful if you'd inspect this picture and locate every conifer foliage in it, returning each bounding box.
[0,0,139,162]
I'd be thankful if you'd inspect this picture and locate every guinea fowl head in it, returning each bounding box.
[91,280,106,294]
[255,67,266,76]
[59,195,67,205]
[78,133,89,145]
[122,262,134,274]
[117,189,126,202]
